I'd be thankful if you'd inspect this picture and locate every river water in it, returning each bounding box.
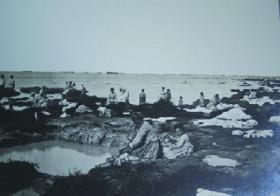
[0,140,118,176]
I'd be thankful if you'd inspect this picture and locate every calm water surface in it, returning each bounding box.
[0,140,118,176]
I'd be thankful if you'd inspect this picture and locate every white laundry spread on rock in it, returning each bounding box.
[203,155,240,167]
[243,129,273,138]
[193,108,258,129]
[60,112,69,118]
[243,95,280,106]
[196,188,231,196]
[62,103,77,112]
[75,105,92,113]
[232,129,274,138]
[144,117,176,123]
[269,116,280,124]
[184,106,212,114]
[232,130,243,136]
[3,105,28,111]
[184,103,234,114]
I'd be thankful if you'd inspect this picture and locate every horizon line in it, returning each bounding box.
[0,69,279,78]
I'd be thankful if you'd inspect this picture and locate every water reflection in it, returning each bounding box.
[0,141,117,176]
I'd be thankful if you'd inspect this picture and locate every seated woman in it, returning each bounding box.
[126,112,163,160]
[107,87,118,105]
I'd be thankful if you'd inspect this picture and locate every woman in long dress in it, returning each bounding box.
[127,113,163,160]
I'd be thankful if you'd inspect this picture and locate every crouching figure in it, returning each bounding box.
[124,112,163,160]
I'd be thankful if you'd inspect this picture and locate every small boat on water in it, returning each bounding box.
[182,80,188,84]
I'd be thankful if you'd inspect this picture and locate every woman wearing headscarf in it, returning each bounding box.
[126,112,163,160]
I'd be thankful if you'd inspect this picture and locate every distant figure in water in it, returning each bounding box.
[178,96,183,108]
[7,75,15,90]
[160,87,166,101]
[139,89,146,105]
[166,89,171,102]
[199,92,205,107]
[0,74,5,89]
[108,88,117,104]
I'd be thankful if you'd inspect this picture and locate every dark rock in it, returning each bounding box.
[0,88,20,97]
[0,161,40,195]
[20,86,64,94]
[63,90,107,110]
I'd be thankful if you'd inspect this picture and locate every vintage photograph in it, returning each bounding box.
[0,0,280,195]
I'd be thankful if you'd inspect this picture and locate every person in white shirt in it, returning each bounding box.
[123,88,129,104]
[108,88,117,104]
[160,87,166,101]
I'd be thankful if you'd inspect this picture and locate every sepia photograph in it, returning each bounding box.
[0,0,280,195]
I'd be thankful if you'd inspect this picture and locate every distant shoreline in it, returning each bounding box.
[0,70,279,78]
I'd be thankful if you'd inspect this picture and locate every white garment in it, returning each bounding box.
[0,78,5,86]
[7,78,15,89]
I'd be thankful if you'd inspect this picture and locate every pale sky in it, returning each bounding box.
[0,0,280,76]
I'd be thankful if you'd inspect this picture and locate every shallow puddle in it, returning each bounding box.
[0,140,117,176]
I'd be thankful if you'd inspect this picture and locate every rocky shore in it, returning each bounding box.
[1,78,280,195]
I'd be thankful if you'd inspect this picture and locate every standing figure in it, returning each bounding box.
[160,87,166,101]
[123,89,130,104]
[7,75,15,90]
[139,89,146,105]
[199,92,205,107]
[108,88,117,104]
[118,88,125,103]
[68,81,73,90]
[0,74,5,89]
[65,81,69,90]
[178,96,183,108]
[166,89,171,102]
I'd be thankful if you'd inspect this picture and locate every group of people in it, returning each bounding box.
[198,92,220,110]
[107,86,220,110]
[65,81,88,95]
[65,81,76,90]
[107,86,172,106]
[107,87,130,105]
[0,74,16,90]
[178,92,221,110]
[160,87,172,102]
